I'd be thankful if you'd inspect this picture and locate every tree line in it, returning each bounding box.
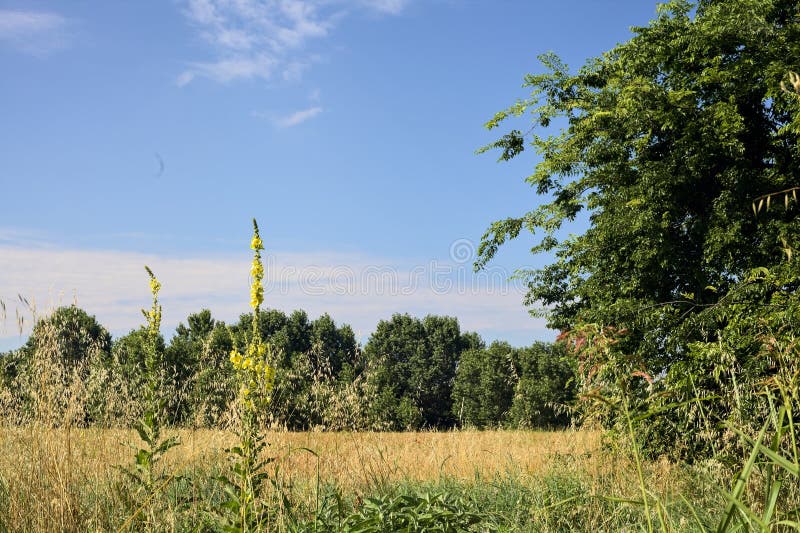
[0,305,574,431]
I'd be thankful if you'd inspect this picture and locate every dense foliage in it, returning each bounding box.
[363,314,479,429]
[0,305,575,431]
[478,0,800,458]
[452,341,574,429]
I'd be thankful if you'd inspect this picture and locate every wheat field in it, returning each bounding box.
[0,426,711,532]
[0,427,599,490]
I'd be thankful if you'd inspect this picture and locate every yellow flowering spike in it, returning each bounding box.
[249,219,265,311]
[250,261,264,279]
[250,219,264,250]
[231,219,278,418]
[250,283,263,310]
[142,266,163,336]
[144,266,161,298]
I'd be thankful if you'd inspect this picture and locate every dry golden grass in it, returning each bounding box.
[0,427,600,490]
[0,426,712,532]
[256,429,600,489]
[0,427,585,530]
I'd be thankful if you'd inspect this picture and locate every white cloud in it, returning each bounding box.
[0,243,548,349]
[178,54,276,86]
[275,105,323,127]
[360,0,409,15]
[0,10,65,36]
[0,10,71,55]
[177,0,409,86]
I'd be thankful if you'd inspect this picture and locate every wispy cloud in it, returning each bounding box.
[177,54,277,86]
[0,10,71,56]
[177,0,410,86]
[0,242,548,349]
[275,106,323,127]
[360,0,410,15]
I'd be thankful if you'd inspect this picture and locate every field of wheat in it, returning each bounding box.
[0,426,721,532]
[0,428,597,487]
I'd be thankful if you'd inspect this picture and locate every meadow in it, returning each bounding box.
[0,220,797,532]
[0,426,734,532]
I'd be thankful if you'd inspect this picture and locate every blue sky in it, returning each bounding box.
[0,0,660,349]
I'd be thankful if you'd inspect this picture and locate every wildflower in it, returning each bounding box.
[250,283,263,310]
[250,260,264,279]
[230,219,277,414]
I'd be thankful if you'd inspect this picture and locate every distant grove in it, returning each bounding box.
[0,305,574,431]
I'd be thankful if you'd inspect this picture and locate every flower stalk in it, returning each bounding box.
[216,219,277,531]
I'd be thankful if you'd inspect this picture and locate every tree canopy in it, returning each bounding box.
[363,313,481,429]
[0,307,576,431]
[477,0,800,371]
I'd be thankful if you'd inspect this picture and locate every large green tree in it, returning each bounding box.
[506,342,575,429]
[0,306,111,424]
[309,313,357,377]
[452,341,515,428]
[364,314,479,429]
[478,0,800,373]
[21,305,111,367]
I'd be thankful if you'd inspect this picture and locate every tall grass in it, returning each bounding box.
[1,426,709,532]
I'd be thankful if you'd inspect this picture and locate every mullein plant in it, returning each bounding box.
[214,220,277,532]
[118,267,180,526]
